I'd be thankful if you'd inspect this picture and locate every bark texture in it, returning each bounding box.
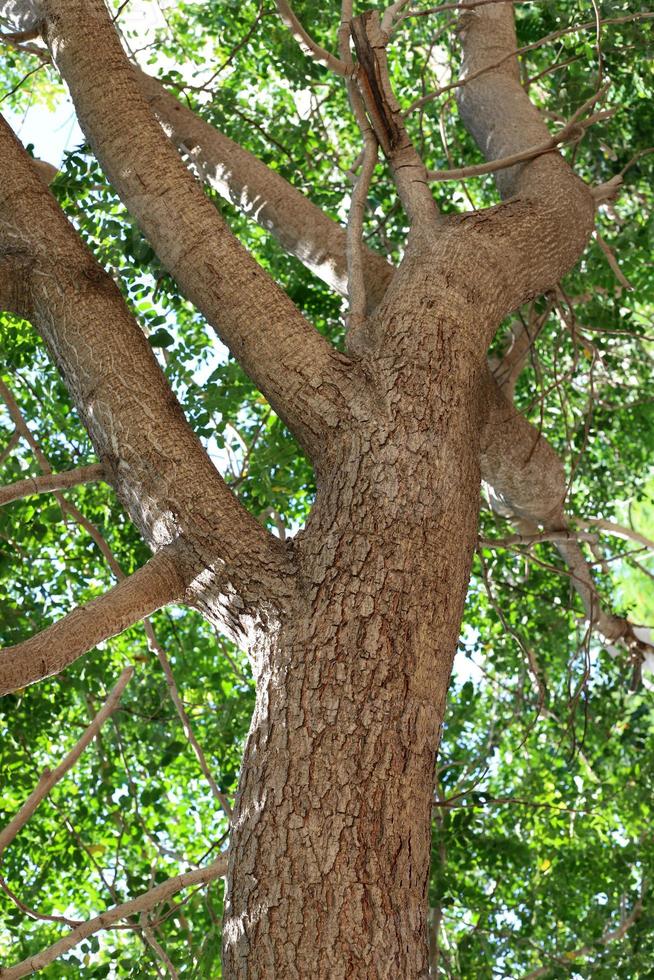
[223,236,485,978]
[0,0,616,976]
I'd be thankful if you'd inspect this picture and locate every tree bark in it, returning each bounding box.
[0,1,620,975]
[222,242,485,977]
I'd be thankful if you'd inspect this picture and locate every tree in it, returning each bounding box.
[0,0,652,976]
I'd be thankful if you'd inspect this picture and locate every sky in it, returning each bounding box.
[6,98,84,166]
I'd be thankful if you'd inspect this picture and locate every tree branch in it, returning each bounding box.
[426,102,614,182]
[0,462,105,507]
[574,517,654,554]
[480,368,651,654]
[489,309,549,399]
[479,529,596,549]
[0,114,294,635]
[135,70,394,311]
[455,1,596,308]
[521,888,645,979]
[274,0,348,75]
[144,620,233,821]
[40,0,360,458]
[408,12,654,115]
[351,10,438,227]
[0,666,133,855]
[0,546,185,695]
[340,2,380,351]
[0,854,228,980]
[0,429,20,467]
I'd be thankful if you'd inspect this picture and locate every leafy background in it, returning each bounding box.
[0,0,653,975]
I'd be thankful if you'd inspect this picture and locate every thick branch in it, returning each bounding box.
[136,70,393,310]
[40,0,359,457]
[455,2,596,308]
[0,115,294,634]
[0,854,228,980]
[0,462,105,507]
[0,666,133,855]
[0,547,185,695]
[480,368,646,649]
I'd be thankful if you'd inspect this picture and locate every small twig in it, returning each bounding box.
[405,12,654,115]
[144,620,233,821]
[573,517,654,554]
[400,0,546,21]
[0,429,20,467]
[0,62,45,104]
[275,0,349,75]
[381,0,413,33]
[139,880,180,980]
[521,885,646,979]
[0,463,106,507]
[594,229,633,290]
[592,147,654,204]
[0,876,83,928]
[0,667,133,858]
[344,63,379,340]
[427,87,613,181]
[479,529,595,549]
[0,854,228,980]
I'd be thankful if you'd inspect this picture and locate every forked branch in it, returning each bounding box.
[39,0,358,458]
[351,10,438,227]
[136,68,394,310]
[0,113,292,627]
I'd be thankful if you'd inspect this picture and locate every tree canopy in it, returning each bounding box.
[0,0,653,976]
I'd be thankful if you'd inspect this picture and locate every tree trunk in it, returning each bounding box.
[223,251,485,978]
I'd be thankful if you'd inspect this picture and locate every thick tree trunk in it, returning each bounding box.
[222,248,485,978]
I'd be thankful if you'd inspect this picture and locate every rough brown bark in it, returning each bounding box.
[0,0,615,976]
[41,0,358,460]
[223,239,485,977]
[136,69,394,310]
[0,115,295,654]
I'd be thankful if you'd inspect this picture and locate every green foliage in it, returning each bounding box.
[0,0,653,975]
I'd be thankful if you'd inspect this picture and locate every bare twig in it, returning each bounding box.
[144,620,233,821]
[0,429,19,467]
[343,7,379,345]
[573,517,654,554]
[0,854,228,980]
[521,887,645,979]
[479,529,595,549]
[427,87,613,181]
[400,0,546,21]
[594,229,633,290]
[0,876,83,928]
[406,12,654,115]
[0,667,133,857]
[275,0,349,75]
